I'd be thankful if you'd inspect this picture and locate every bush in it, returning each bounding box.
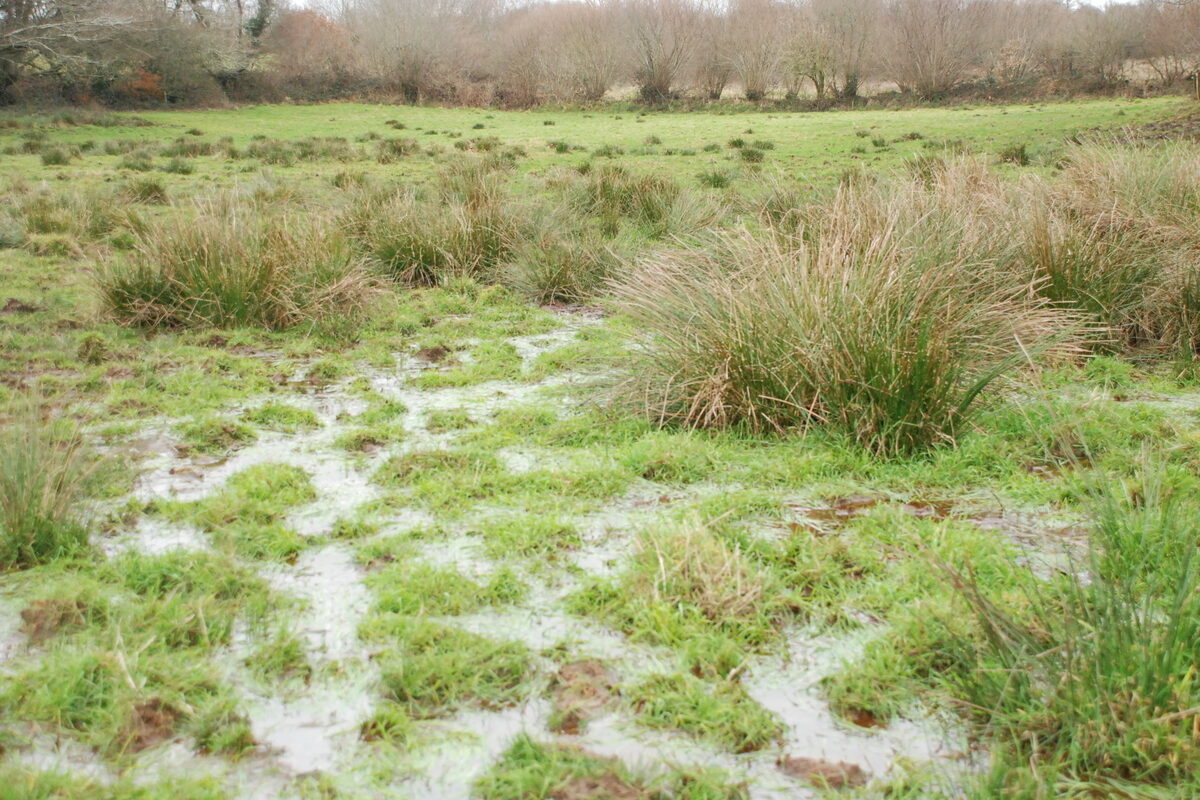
[998,142,1029,165]
[698,169,734,189]
[613,174,1080,455]
[1,399,99,570]
[122,178,168,204]
[1039,142,1200,354]
[98,196,382,332]
[162,157,193,175]
[118,150,155,172]
[40,147,71,166]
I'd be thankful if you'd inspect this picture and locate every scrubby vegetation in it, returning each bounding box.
[2,100,1199,799]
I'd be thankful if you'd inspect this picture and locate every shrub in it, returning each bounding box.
[118,150,155,171]
[1,399,100,570]
[998,142,1030,166]
[160,138,214,158]
[122,178,168,204]
[738,147,764,164]
[98,196,382,332]
[162,157,193,175]
[613,177,1080,455]
[40,147,71,166]
[565,163,724,239]
[1039,142,1200,354]
[0,215,24,248]
[698,169,734,189]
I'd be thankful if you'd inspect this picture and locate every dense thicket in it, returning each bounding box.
[3,0,1200,107]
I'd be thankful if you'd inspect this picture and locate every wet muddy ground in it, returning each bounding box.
[3,307,1193,799]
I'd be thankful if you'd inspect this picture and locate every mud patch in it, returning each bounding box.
[20,597,88,644]
[551,773,645,800]
[1,298,38,313]
[777,755,868,789]
[551,660,617,735]
[414,345,453,364]
[123,698,181,752]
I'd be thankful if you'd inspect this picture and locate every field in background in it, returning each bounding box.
[1,96,1183,188]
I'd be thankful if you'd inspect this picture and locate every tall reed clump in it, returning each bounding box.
[345,160,522,286]
[565,163,722,239]
[0,400,100,570]
[1033,142,1200,356]
[614,170,1079,456]
[98,195,382,333]
[944,461,1200,795]
[500,207,638,304]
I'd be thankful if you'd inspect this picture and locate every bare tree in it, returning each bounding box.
[883,0,982,97]
[347,0,465,102]
[623,0,700,103]
[1142,0,1200,86]
[809,0,877,98]
[728,0,785,100]
[692,1,731,99]
[538,1,622,101]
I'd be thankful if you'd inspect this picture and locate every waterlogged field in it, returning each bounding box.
[2,98,1200,800]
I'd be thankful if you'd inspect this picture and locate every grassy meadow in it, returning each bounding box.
[2,96,1200,800]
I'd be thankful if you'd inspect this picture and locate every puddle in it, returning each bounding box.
[264,545,372,663]
[0,592,25,664]
[244,674,376,775]
[244,544,377,774]
[969,511,1088,578]
[403,700,553,800]
[101,517,209,557]
[743,629,965,777]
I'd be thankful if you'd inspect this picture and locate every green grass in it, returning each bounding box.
[1,550,272,759]
[569,521,793,677]
[152,463,315,561]
[627,672,783,753]
[365,561,526,615]
[476,734,749,800]
[941,460,1200,794]
[366,618,531,718]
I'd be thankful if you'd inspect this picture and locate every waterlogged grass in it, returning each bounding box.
[364,618,532,718]
[151,464,315,561]
[477,734,749,800]
[366,561,526,615]
[1,550,272,759]
[569,522,794,676]
[627,672,782,753]
[0,400,100,570]
[3,99,1200,797]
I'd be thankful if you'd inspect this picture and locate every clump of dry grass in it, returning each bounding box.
[345,160,522,286]
[615,165,1081,455]
[635,522,773,625]
[98,195,383,333]
[1037,142,1200,354]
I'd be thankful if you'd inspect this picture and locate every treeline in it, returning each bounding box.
[3,0,1200,108]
